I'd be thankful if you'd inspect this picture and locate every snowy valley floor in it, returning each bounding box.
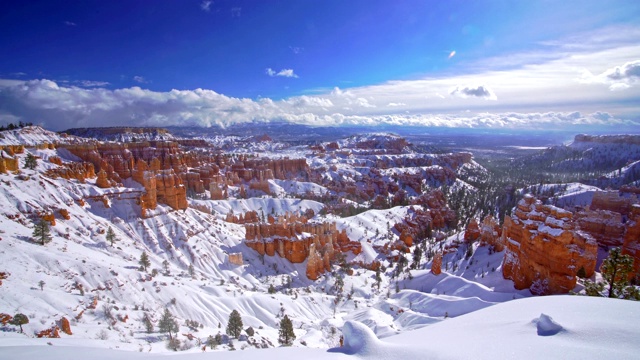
[2,295,639,359]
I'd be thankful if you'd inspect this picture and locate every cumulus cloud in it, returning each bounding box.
[581,60,640,91]
[200,1,212,12]
[604,60,640,80]
[450,85,497,100]
[266,68,298,78]
[0,78,635,131]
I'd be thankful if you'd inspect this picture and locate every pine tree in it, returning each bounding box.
[10,313,29,333]
[143,313,154,333]
[162,259,170,274]
[139,251,151,272]
[32,219,52,245]
[24,153,37,170]
[38,280,45,291]
[226,310,243,338]
[105,226,117,247]
[278,315,296,346]
[158,308,178,340]
[601,247,635,298]
[584,247,639,300]
[188,263,195,278]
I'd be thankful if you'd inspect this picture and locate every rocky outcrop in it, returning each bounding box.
[479,215,503,251]
[60,317,72,335]
[622,204,640,278]
[36,326,61,338]
[228,253,243,266]
[243,212,360,279]
[464,218,481,243]
[575,209,625,247]
[431,253,442,275]
[590,190,638,216]
[45,161,96,182]
[502,195,597,295]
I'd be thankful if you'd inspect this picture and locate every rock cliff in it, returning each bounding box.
[502,195,597,295]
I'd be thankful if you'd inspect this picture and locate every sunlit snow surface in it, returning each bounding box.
[2,296,639,359]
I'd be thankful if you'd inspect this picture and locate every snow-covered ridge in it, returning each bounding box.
[0,126,88,146]
[61,127,176,142]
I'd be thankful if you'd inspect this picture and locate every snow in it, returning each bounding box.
[1,127,638,360]
[2,296,639,359]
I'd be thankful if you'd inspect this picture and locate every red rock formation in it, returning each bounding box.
[431,253,442,275]
[479,215,503,251]
[58,208,70,220]
[306,244,324,280]
[228,253,243,266]
[45,162,96,182]
[95,169,111,188]
[464,218,481,243]
[502,195,597,295]
[0,313,12,325]
[590,190,638,216]
[622,204,640,278]
[60,317,72,335]
[575,209,625,247]
[36,326,61,338]
[243,213,359,279]
[42,212,56,226]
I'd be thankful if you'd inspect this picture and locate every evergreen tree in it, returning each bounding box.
[188,263,195,277]
[38,280,45,291]
[584,247,639,300]
[601,247,636,298]
[278,315,296,346]
[206,334,219,349]
[32,219,52,245]
[142,313,154,333]
[411,245,423,269]
[24,153,37,170]
[10,313,29,333]
[162,259,170,274]
[226,310,243,338]
[158,308,179,340]
[139,251,151,272]
[105,226,117,247]
[374,267,382,288]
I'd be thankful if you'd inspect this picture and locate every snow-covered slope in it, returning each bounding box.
[2,296,638,359]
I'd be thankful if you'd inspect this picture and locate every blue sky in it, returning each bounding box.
[0,0,639,131]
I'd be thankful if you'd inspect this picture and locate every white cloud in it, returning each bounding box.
[200,1,212,12]
[448,51,456,59]
[231,7,241,17]
[388,102,406,107]
[581,59,640,91]
[266,68,298,78]
[276,69,298,78]
[450,85,497,100]
[64,21,76,26]
[133,76,148,84]
[76,80,109,87]
[0,79,636,131]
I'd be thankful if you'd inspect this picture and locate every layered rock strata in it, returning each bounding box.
[502,195,597,295]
